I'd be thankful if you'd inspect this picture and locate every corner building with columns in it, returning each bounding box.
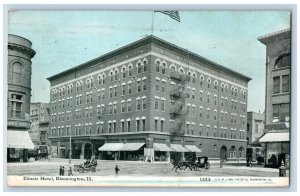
[47,36,251,161]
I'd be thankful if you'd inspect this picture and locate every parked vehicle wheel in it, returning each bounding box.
[73,166,79,172]
[205,162,210,169]
[79,167,84,173]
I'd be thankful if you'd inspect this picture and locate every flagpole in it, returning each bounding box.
[151,11,155,35]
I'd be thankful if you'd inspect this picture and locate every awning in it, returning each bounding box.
[119,143,145,151]
[98,143,124,151]
[153,143,173,151]
[259,132,290,143]
[170,144,189,152]
[7,130,35,149]
[184,145,202,152]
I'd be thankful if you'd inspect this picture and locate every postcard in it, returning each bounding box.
[6,10,291,187]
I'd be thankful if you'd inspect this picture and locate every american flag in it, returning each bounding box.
[155,11,181,22]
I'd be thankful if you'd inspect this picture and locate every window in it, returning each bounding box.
[137,63,142,74]
[199,108,203,118]
[273,76,280,94]
[155,119,158,131]
[142,119,146,131]
[161,100,165,111]
[214,111,217,120]
[282,75,290,93]
[137,81,142,92]
[122,84,126,95]
[122,68,126,79]
[186,124,190,134]
[108,122,112,133]
[273,103,290,122]
[128,66,133,77]
[207,94,210,104]
[156,61,160,72]
[142,98,146,110]
[155,79,160,91]
[10,94,23,118]
[161,120,164,132]
[162,63,166,74]
[128,83,132,94]
[109,88,113,98]
[155,99,159,110]
[12,62,22,84]
[114,71,118,81]
[275,54,291,69]
[143,80,147,91]
[136,120,140,132]
[143,60,147,72]
[113,122,116,133]
[127,121,131,132]
[127,101,132,112]
[161,81,166,92]
[199,92,203,102]
[121,122,125,132]
[113,103,117,114]
[114,86,117,97]
[136,99,141,111]
[121,102,126,113]
[206,109,210,119]
[109,105,113,115]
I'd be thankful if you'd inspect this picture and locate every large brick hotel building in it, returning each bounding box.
[47,36,251,161]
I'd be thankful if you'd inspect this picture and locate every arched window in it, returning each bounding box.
[156,61,160,72]
[161,62,167,74]
[12,62,23,84]
[275,54,291,69]
[128,65,133,77]
[137,62,142,74]
[114,70,118,81]
[122,68,126,78]
[143,58,148,72]
[229,146,236,158]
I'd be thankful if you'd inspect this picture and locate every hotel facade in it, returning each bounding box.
[47,36,251,161]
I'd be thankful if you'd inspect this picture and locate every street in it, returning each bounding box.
[7,159,288,177]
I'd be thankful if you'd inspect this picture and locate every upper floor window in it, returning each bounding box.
[275,54,291,69]
[12,62,23,84]
[273,76,280,94]
[282,75,290,93]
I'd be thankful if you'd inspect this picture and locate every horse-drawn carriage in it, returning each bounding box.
[171,156,210,172]
[73,159,97,173]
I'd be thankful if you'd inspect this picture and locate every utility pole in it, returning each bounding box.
[69,133,72,164]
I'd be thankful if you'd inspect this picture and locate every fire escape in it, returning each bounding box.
[169,71,189,136]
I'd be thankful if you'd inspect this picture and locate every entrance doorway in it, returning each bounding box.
[220,146,227,161]
[84,143,92,159]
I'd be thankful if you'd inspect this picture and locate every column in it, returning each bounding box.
[166,151,170,162]
[57,141,61,158]
[181,152,185,161]
[91,143,95,159]
[80,143,85,159]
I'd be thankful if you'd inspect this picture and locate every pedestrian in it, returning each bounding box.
[59,166,62,176]
[62,166,65,176]
[115,165,120,175]
[68,167,73,176]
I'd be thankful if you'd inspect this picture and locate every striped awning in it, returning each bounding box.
[170,144,189,152]
[184,145,202,152]
[98,143,124,151]
[119,143,145,151]
[7,130,35,149]
[153,143,173,151]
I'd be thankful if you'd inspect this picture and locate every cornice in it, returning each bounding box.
[8,43,36,58]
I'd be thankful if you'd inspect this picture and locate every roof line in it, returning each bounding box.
[47,35,251,81]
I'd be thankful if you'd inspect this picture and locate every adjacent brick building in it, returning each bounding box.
[47,36,251,161]
[30,102,51,147]
[247,111,265,145]
[258,29,291,167]
[7,34,36,162]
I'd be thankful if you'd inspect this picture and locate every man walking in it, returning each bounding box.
[115,165,120,175]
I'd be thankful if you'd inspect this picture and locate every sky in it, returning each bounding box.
[7,11,290,113]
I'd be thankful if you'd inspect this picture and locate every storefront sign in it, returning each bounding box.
[8,120,30,128]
